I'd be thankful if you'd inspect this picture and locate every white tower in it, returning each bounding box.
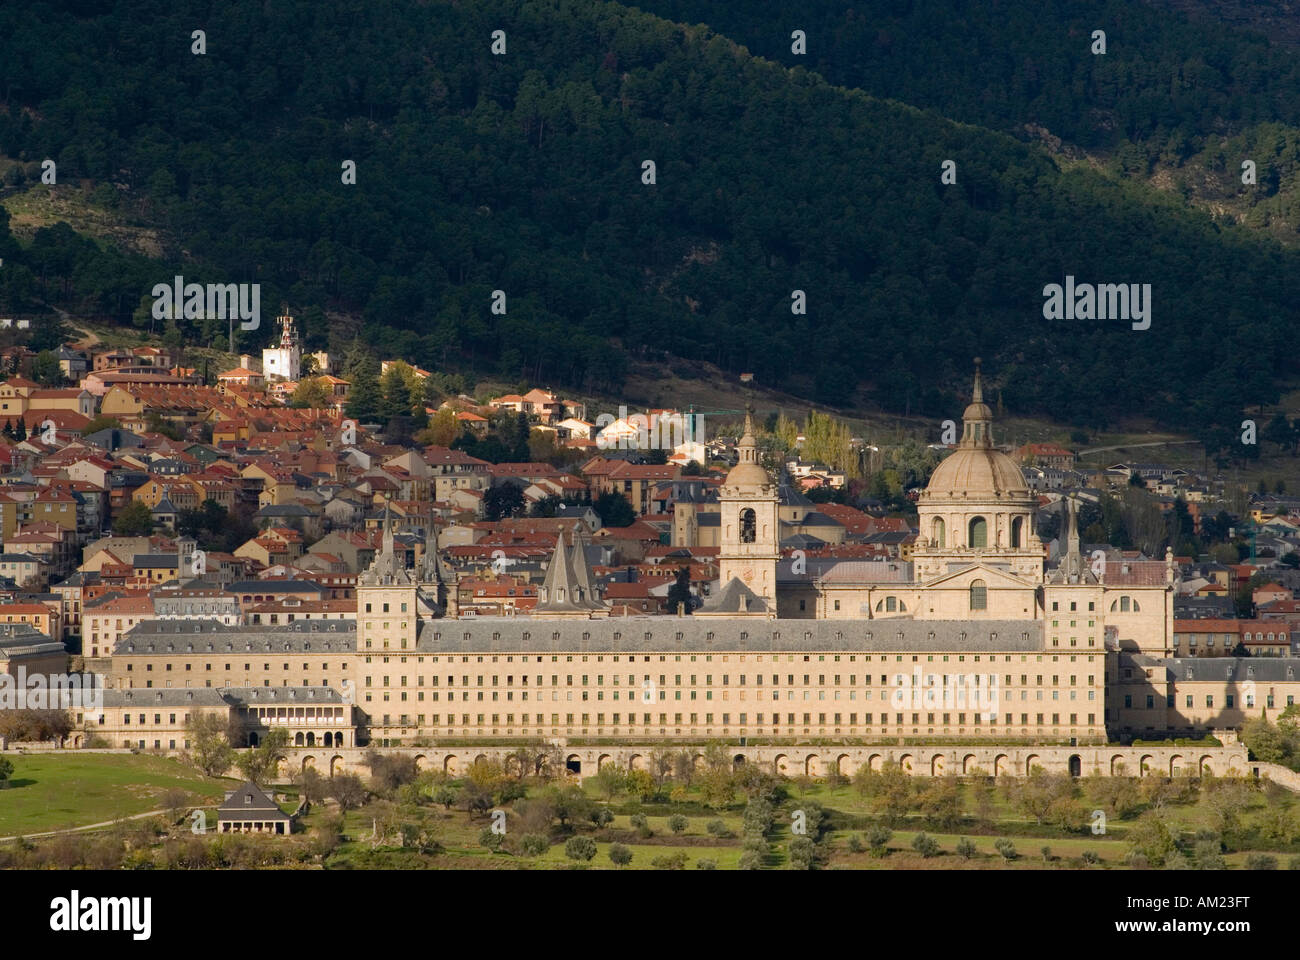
[262,313,301,382]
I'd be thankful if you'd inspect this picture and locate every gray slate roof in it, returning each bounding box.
[116,618,355,655]
[414,618,1041,654]
[101,685,343,708]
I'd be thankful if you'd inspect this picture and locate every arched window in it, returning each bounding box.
[1011,516,1023,549]
[933,517,946,548]
[968,516,987,549]
[740,508,756,544]
[969,579,987,611]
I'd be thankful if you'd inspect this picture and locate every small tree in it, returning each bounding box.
[330,773,368,812]
[564,836,597,863]
[864,823,892,857]
[788,836,817,870]
[520,834,550,857]
[0,756,13,787]
[668,814,689,835]
[994,838,1017,861]
[185,713,233,777]
[113,500,155,536]
[955,837,977,859]
[608,842,633,867]
[911,832,940,858]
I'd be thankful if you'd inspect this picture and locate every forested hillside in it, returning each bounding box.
[634,2,1300,239]
[0,0,1297,446]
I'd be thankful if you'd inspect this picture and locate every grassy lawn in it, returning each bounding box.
[0,754,230,836]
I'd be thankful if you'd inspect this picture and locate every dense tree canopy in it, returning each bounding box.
[0,0,1297,437]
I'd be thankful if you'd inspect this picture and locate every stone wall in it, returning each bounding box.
[275,741,1250,781]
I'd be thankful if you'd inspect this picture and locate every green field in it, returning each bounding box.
[7,754,1300,869]
[0,754,229,837]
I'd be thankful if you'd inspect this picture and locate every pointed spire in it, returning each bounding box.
[569,534,598,607]
[381,498,393,556]
[742,402,755,441]
[536,532,576,610]
[419,516,445,584]
[972,357,984,404]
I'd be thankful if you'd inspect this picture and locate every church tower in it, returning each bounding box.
[357,501,419,651]
[715,406,779,607]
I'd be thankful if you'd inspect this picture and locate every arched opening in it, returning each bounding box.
[1011,516,1024,549]
[1068,754,1082,778]
[740,508,756,544]
[733,754,746,767]
[248,732,259,748]
[306,732,316,747]
[323,732,333,747]
[969,579,987,611]
[565,755,582,775]
[968,516,987,549]
[294,732,304,746]
[933,517,945,548]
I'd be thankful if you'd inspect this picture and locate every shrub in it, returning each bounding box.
[564,836,597,862]
[650,851,688,870]
[788,836,816,870]
[1040,845,1053,863]
[911,833,940,858]
[696,858,717,870]
[738,850,763,870]
[706,818,730,837]
[864,823,892,857]
[520,833,549,857]
[955,837,977,859]
[1081,850,1100,865]
[608,842,633,867]
[846,834,864,854]
[994,838,1017,861]
[1245,853,1278,870]
[668,814,689,835]
[478,828,504,852]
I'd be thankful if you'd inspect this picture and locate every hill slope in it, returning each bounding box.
[0,0,1296,442]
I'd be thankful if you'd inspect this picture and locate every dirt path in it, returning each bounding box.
[0,806,182,843]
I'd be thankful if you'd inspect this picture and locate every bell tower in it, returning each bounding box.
[717,406,779,605]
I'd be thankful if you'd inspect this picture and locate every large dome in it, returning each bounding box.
[923,359,1031,501]
[924,446,1029,499]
